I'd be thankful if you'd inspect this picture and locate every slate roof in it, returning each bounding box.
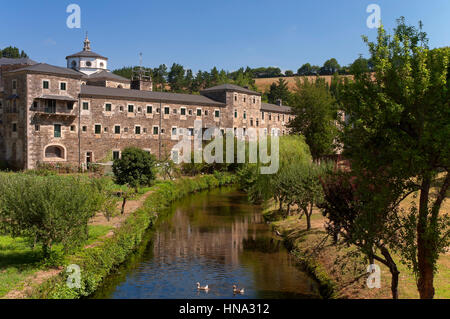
[66,50,108,60]
[8,63,84,77]
[37,94,78,102]
[261,102,292,114]
[0,57,37,66]
[201,84,261,96]
[83,70,130,83]
[80,85,226,107]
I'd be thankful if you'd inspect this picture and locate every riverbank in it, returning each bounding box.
[264,206,450,299]
[2,173,236,299]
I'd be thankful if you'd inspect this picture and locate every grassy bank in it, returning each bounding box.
[264,207,450,299]
[27,173,236,299]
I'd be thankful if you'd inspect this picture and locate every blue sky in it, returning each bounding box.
[1,0,449,72]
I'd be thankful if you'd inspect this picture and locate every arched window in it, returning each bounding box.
[117,84,123,88]
[71,60,77,69]
[100,62,104,68]
[45,145,65,159]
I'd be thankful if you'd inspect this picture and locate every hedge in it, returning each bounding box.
[31,172,236,299]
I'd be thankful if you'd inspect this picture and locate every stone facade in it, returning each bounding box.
[0,44,293,170]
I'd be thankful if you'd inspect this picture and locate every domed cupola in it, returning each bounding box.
[66,33,108,75]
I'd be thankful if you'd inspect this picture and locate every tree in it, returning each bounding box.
[168,63,186,92]
[288,78,338,160]
[0,46,28,58]
[267,78,292,105]
[340,17,450,298]
[320,58,340,75]
[319,172,402,299]
[0,174,102,257]
[284,70,294,77]
[112,147,157,191]
[349,55,373,74]
[297,63,313,76]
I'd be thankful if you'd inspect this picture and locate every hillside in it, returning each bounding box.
[254,75,353,92]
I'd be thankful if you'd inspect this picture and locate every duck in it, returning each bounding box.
[233,285,245,294]
[196,282,209,291]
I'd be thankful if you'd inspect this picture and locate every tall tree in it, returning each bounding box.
[320,58,341,75]
[288,78,338,160]
[168,63,186,92]
[340,17,450,298]
[297,63,313,76]
[0,46,28,58]
[267,78,291,105]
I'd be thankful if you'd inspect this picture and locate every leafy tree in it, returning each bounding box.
[0,46,28,58]
[349,55,373,74]
[0,174,102,257]
[288,78,338,160]
[267,78,292,105]
[297,63,313,76]
[112,147,157,191]
[340,17,450,298]
[284,70,294,77]
[320,58,341,75]
[168,63,186,92]
[319,172,402,299]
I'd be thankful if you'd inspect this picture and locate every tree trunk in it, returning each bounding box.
[305,204,313,231]
[417,176,435,299]
[380,246,400,299]
[121,195,127,215]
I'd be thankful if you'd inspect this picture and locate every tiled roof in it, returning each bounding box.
[66,50,108,60]
[8,63,84,77]
[201,84,261,96]
[261,102,292,114]
[80,85,226,107]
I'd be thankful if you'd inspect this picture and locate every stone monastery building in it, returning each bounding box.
[0,36,293,170]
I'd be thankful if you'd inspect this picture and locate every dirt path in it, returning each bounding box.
[2,190,154,299]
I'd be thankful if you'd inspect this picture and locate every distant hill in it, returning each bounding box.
[254,75,353,92]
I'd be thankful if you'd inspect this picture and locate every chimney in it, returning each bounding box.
[276,99,282,106]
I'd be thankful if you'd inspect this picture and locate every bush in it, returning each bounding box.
[112,147,157,190]
[0,174,103,256]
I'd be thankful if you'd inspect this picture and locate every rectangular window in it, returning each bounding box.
[43,80,49,89]
[147,105,152,114]
[215,110,220,118]
[188,128,194,136]
[261,111,264,120]
[70,125,76,132]
[35,124,40,131]
[114,125,121,134]
[173,108,177,114]
[269,114,272,121]
[12,80,17,90]
[196,109,202,116]
[181,108,186,116]
[128,104,134,113]
[234,110,237,118]
[135,126,141,134]
[82,102,89,110]
[243,112,247,119]
[105,103,112,112]
[164,107,170,115]
[113,151,120,160]
[153,126,159,135]
[67,102,73,110]
[82,126,87,132]
[188,109,193,116]
[12,123,17,132]
[95,124,101,134]
[204,110,208,116]
[54,124,61,138]
[172,127,177,136]
[60,82,67,91]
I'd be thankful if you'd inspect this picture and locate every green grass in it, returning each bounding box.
[0,225,112,297]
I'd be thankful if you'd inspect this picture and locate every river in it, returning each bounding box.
[90,186,320,299]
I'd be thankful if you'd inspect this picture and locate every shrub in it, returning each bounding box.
[0,174,103,256]
[112,147,157,190]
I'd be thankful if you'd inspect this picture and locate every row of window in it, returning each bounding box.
[40,80,67,91]
[82,102,222,118]
[234,94,258,104]
[234,110,292,123]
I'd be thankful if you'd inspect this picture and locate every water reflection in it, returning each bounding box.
[91,187,319,299]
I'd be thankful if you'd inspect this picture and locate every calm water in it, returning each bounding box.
[90,187,320,299]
